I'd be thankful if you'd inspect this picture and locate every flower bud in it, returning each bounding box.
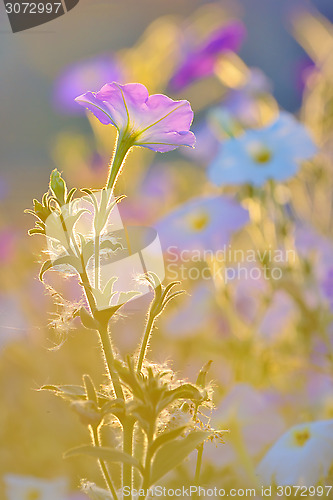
[50,169,67,206]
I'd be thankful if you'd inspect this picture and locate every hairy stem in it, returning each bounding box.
[194,443,204,497]
[139,431,154,500]
[136,313,155,374]
[91,425,118,500]
[106,135,133,193]
[123,419,134,499]
[98,323,124,400]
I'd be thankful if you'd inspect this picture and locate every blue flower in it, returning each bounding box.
[208,112,317,187]
[155,195,249,253]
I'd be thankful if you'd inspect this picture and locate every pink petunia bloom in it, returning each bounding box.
[75,82,195,153]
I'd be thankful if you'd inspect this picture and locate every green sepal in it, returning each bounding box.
[79,308,99,330]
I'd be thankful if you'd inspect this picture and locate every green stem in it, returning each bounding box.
[123,420,134,499]
[106,135,133,193]
[194,443,204,486]
[91,425,118,500]
[98,323,124,400]
[192,444,204,499]
[139,432,154,500]
[94,232,100,290]
[136,313,155,374]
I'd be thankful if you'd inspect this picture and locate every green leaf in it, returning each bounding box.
[66,187,77,205]
[39,255,81,281]
[166,383,204,403]
[150,430,210,485]
[196,360,213,389]
[28,228,45,236]
[40,384,110,406]
[64,445,143,473]
[80,308,99,330]
[40,384,87,398]
[149,426,187,456]
[39,260,52,281]
[64,209,89,234]
[83,374,98,405]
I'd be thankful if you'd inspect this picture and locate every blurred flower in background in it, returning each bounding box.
[4,475,69,500]
[156,195,249,253]
[208,112,317,187]
[169,21,245,92]
[53,55,125,114]
[257,420,333,486]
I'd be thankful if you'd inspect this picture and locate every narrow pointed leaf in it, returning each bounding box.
[64,445,143,473]
[39,260,53,281]
[150,430,210,485]
[150,426,187,456]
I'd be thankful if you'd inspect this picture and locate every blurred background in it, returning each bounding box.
[1,0,333,498]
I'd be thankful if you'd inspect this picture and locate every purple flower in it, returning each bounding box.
[155,195,249,253]
[53,55,124,114]
[208,112,317,187]
[322,269,333,309]
[169,21,245,91]
[75,82,195,152]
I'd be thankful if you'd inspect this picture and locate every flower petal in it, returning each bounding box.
[76,82,195,152]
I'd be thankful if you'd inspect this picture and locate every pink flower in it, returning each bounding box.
[75,82,195,153]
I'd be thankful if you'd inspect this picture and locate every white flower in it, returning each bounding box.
[4,475,68,500]
[257,420,333,486]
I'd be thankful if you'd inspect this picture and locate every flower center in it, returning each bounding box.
[188,211,210,232]
[292,427,311,447]
[26,489,41,500]
[247,142,272,165]
[253,149,272,164]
